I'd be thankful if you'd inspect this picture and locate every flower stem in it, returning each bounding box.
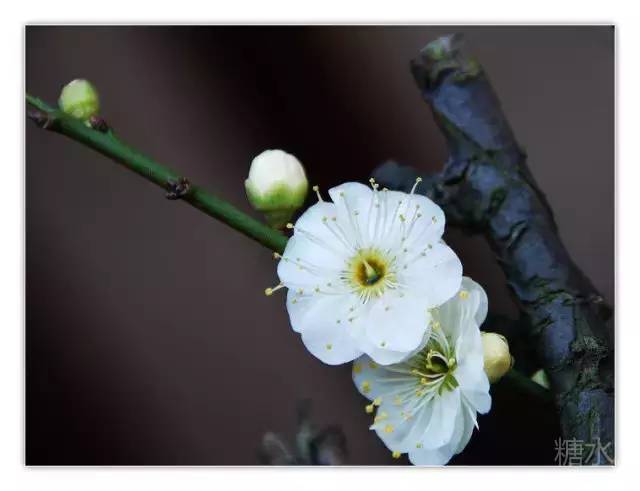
[25,94,289,254]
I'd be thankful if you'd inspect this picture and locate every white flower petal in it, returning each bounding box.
[365,294,431,352]
[375,395,435,453]
[454,400,478,453]
[461,387,492,415]
[328,183,373,242]
[436,277,487,350]
[277,236,345,289]
[286,288,355,333]
[445,398,469,455]
[408,444,454,466]
[420,388,461,450]
[328,182,373,216]
[398,242,462,309]
[402,193,446,247]
[300,311,362,365]
[467,278,489,326]
[357,332,429,366]
[351,355,409,401]
[291,201,341,247]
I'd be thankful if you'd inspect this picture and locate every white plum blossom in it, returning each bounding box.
[352,277,491,465]
[272,179,462,365]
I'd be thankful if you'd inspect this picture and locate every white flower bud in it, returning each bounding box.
[481,332,513,383]
[58,79,100,120]
[245,149,308,228]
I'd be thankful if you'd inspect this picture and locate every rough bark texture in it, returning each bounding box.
[373,34,614,463]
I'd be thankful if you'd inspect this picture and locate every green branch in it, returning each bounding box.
[26,94,289,254]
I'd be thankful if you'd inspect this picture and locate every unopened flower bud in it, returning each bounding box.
[481,332,513,383]
[58,79,100,120]
[245,149,308,229]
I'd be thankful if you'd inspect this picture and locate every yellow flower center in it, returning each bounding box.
[410,326,459,395]
[345,248,397,302]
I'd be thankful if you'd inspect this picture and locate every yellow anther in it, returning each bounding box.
[373,397,382,406]
[365,404,374,414]
[361,381,371,394]
[312,185,319,192]
[416,177,422,183]
[392,451,401,459]
[384,424,394,434]
[272,252,281,259]
[432,321,441,330]
[416,443,423,449]
[420,377,428,385]
[286,222,294,229]
[264,283,283,296]
[353,363,362,374]
[459,290,469,299]
[369,361,378,369]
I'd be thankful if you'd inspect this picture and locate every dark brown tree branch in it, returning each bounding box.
[373,34,614,464]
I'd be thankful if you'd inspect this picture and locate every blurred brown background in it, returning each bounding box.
[25,26,614,465]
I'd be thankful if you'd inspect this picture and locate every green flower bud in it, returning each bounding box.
[531,369,550,389]
[481,332,513,383]
[58,79,100,120]
[245,149,308,229]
